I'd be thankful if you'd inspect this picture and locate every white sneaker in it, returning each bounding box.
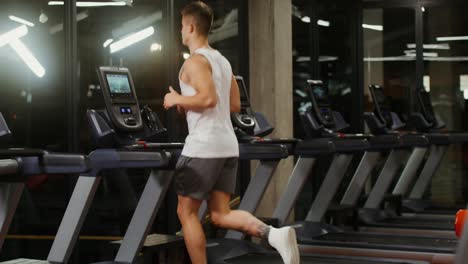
[268,226,300,264]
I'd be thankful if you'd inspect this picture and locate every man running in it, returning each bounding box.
[164,2,299,263]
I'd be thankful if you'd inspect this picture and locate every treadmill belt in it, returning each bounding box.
[321,233,457,248]
[225,253,424,264]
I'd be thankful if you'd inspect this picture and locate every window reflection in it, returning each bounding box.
[422,4,468,206]
[363,8,415,119]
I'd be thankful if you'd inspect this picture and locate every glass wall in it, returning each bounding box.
[363,7,415,119]
[0,0,248,262]
[0,1,66,149]
[0,0,67,261]
[422,3,468,206]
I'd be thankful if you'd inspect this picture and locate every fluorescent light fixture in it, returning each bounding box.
[460,75,468,92]
[405,52,438,57]
[319,56,338,62]
[437,35,468,42]
[0,25,28,48]
[9,39,46,78]
[183,53,190,60]
[50,12,89,34]
[301,16,311,23]
[48,1,127,7]
[406,43,450,50]
[9,16,35,27]
[362,24,383,31]
[365,56,468,62]
[103,38,114,48]
[464,90,468,100]
[150,43,162,52]
[423,76,430,92]
[296,56,310,62]
[317,20,330,27]
[109,26,154,53]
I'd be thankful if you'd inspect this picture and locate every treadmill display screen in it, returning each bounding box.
[373,88,387,106]
[419,91,436,120]
[106,73,132,96]
[311,85,329,106]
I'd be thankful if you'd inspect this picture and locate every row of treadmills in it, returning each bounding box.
[1,66,468,263]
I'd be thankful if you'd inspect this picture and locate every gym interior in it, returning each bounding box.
[1,0,468,263]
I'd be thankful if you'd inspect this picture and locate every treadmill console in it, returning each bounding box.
[0,113,12,144]
[369,85,393,128]
[306,80,334,127]
[231,76,256,135]
[417,89,436,125]
[97,66,143,132]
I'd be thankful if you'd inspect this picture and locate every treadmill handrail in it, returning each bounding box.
[0,159,19,175]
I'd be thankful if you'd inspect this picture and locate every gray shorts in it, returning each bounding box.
[174,156,238,200]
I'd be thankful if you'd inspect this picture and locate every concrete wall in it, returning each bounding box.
[248,0,294,219]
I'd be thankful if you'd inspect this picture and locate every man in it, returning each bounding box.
[163,2,299,263]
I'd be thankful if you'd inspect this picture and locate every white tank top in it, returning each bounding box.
[179,48,239,158]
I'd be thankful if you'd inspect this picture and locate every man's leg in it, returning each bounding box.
[208,190,299,264]
[177,195,206,264]
[208,190,268,237]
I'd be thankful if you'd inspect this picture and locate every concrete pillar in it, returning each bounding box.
[248,0,294,218]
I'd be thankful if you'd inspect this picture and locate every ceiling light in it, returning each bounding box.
[301,16,311,23]
[437,36,468,42]
[406,43,450,50]
[48,1,127,7]
[103,39,114,48]
[9,39,46,78]
[9,16,35,27]
[0,25,28,48]
[317,20,330,27]
[150,43,162,52]
[362,24,383,31]
[50,12,89,34]
[109,26,155,53]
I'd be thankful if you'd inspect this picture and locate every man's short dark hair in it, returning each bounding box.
[181,1,213,37]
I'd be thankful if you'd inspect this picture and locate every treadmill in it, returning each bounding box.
[356,85,465,232]
[279,81,458,260]
[0,113,90,253]
[205,78,428,264]
[0,69,177,264]
[403,88,468,214]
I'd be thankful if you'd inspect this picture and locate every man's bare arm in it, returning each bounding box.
[175,55,218,112]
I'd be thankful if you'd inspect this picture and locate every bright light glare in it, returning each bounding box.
[150,43,162,52]
[183,53,190,60]
[437,36,468,42]
[301,16,311,23]
[103,39,114,48]
[362,24,383,31]
[317,20,330,27]
[48,1,127,7]
[0,25,28,48]
[9,39,46,78]
[109,26,155,53]
[9,16,35,27]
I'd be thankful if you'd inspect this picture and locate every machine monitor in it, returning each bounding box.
[417,89,436,124]
[369,85,393,127]
[306,80,334,127]
[97,66,142,131]
[236,77,250,103]
[106,73,133,97]
[231,76,256,133]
